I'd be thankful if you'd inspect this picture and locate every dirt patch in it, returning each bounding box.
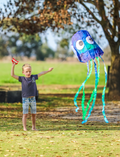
[1,91,120,123]
[39,93,120,101]
[1,102,120,123]
[36,102,120,123]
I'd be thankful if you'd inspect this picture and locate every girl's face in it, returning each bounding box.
[22,67,31,78]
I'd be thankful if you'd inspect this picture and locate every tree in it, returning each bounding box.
[19,34,42,58]
[36,43,55,60]
[0,35,9,58]
[60,38,69,49]
[68,0,120,97]
[0,0,73,34]
[0,37,9,58]
[55,45,68,60]
[1,0,120,96]
[7,34,20,57]
[7,33,42,58]
[57,38,72,59]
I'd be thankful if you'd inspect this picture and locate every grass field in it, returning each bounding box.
[0,95,120,157]
[0,61,108,85]
[0,120,120,157]
[1,61,119,157]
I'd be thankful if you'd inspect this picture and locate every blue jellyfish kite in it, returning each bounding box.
[71,30,108,124]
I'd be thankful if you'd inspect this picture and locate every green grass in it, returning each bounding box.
[0,119,120,157]
[0,61,116,157]
[0,92,120,156]
[0,61,108,85]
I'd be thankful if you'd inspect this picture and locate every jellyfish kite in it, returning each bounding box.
[71,30,108,124]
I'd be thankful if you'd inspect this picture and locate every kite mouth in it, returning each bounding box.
[81,47,104,57]
[80,48,104,62]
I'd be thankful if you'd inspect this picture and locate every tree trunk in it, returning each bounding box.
[109,54,120,97]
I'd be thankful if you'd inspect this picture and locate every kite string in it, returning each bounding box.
[100,56,109,123]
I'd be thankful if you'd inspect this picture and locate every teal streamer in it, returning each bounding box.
[83,57,100,119]
[74,60,92,112]
[82,57,100,124]
[81,85,85,115]
[100,56,109,123]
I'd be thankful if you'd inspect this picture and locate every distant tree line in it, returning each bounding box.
[0,33,74,60]
[0,33,56,60]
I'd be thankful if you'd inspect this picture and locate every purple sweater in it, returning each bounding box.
[19,75,38,98]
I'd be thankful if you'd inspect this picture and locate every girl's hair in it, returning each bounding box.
[22,64,31,71]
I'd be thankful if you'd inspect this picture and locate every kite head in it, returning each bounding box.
[71,30,104,63]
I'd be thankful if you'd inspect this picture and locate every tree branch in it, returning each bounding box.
[79,0,113,35]
[113,0,119,37]
[82,0,95,5]
[117,19,120,48]
[98,0,116,39]
[79,1,101,24]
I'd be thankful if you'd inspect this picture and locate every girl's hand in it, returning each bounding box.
[48,68,53,72]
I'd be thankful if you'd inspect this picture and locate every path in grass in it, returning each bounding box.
[0,93,120,124]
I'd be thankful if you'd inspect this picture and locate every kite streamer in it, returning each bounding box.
[71,30,108,124]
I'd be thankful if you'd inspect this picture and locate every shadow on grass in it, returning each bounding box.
[0,117,120,131]
[0,93,119,131]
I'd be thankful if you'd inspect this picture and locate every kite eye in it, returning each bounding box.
[86,36,94,44]
[76,40,84,50]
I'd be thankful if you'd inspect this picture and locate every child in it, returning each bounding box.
[11,62,53,131]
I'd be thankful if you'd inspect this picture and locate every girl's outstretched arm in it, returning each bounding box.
[11,62,19,80]
[38,68,53,78]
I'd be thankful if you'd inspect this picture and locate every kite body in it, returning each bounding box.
[71,30,104,62]
[71,30,108,124]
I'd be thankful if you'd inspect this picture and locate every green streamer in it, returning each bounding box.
[100,56,109,123]
[74,60,92,113]
[82,57,100,123]
[80,60,93,119]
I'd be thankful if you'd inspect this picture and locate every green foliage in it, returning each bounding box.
[7,34,20,56]
[0,96,120,156]
[20,34,41,42]
[0,33,55,60]
[60,38,69,49]
[0,120,120,156]
[7,33,42,58]
[55,45,69,59]
[36,43,55,60]
[0,37,9,58]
